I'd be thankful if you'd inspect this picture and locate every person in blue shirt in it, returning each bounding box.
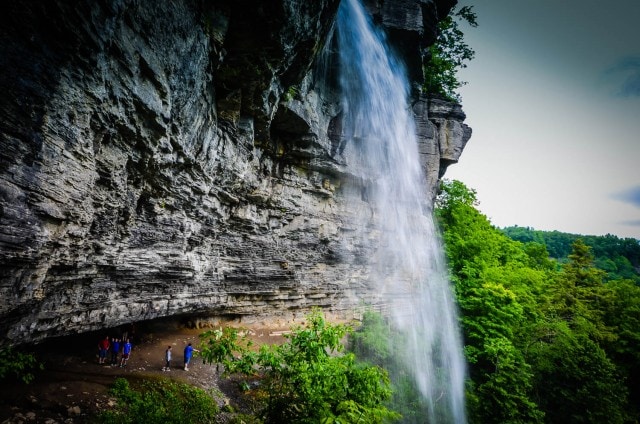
[119,339,132,368]
[183,343,199,371]
[110,338,121,366]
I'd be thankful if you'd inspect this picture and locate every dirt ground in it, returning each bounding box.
[0,318,291,424]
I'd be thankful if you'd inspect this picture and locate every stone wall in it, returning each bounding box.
[0,0,470,346]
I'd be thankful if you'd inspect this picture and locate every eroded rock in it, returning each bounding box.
[0,0,469,346]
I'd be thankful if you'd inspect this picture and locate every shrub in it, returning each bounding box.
[349,311,430,423]
[200,310,400,424]
[97,377,218,424]
[0,347,43,384]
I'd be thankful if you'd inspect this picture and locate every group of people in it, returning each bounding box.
[97,335,132,368]
[163,343,198,372]
[98,333,199,372]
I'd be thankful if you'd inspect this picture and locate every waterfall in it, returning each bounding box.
[335,0,467,422]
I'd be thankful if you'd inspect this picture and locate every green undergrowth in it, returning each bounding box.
[0,347,43,384]
[349,310,431,423]
[95,310,406,423]
[96,377,219,424]
[199,309,400,423]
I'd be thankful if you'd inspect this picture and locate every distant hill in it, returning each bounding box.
[501,226,640,283]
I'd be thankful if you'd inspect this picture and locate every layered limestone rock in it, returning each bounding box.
[0,0,470,346]
[415,95,472,203]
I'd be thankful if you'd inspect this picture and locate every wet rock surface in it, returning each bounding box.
[0,0,469,346]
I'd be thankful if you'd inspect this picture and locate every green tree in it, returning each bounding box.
[349,310,394,367]
[458,279,544,424]
[501,226,640,283]
[436,178,479,211]
[604,279,640,419]
[200,310,400,424]
[436,180,545,423]
[349,310,430,423]
[551,239,616,343]
[423,6,477,101]
[530,240,629,423]
[438,180,636,422]
[522,241,557,271]
[200,326,255,373]
[529,329,627,424]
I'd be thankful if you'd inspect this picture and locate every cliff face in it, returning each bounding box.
[0,0,470,346]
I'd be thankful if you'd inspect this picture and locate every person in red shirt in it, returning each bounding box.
[98,336,110,364]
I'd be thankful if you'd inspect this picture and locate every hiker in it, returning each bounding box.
[183,343,199,371]
[110,337,121,366]
[163,345,172,371]
[98,336,110,364]
[120,338,132,368]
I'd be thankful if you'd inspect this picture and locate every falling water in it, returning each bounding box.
[335,0,467,422]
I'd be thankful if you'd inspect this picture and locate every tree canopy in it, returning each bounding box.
[502,226,640,283]
[423,6,477,101]
[435,179,639,423]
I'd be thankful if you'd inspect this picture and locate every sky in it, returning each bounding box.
[444,0,640,239]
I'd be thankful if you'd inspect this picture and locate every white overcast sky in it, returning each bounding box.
[444,0,640,239]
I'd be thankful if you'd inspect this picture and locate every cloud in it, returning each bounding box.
[611,186,640,207]
[603,56,640,97]
[620,220,640,228]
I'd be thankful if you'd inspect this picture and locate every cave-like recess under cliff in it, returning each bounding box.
[0,0,470,346]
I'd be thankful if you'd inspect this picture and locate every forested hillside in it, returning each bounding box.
[435,180,640,423]
[502,225,640,283]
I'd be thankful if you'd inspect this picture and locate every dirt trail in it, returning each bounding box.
[0,320,288,423]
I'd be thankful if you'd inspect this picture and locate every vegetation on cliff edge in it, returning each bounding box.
[423,6,477,101]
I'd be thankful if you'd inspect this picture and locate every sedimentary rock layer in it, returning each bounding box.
[0,0,469,346]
